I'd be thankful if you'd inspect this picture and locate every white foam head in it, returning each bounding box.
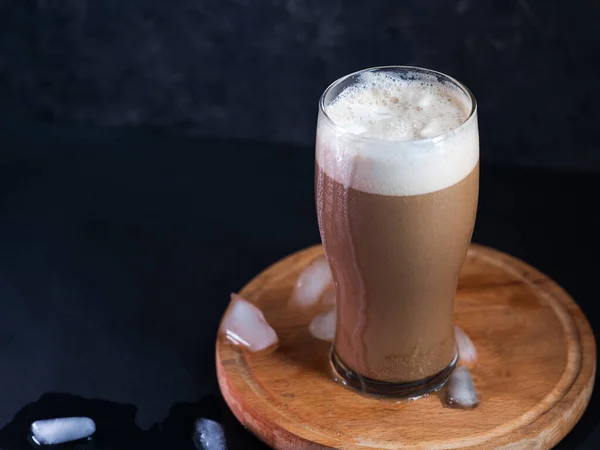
[317,68,479,196]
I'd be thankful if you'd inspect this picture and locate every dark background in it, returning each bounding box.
[0,1,599,449]
[1,0,600,170]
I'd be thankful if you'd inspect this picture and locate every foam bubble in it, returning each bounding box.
[325,72,468,141]
[317,70,479,196]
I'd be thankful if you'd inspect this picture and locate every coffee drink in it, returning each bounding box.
[315,67,479,394]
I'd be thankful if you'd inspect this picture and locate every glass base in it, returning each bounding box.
[330,350,458,398]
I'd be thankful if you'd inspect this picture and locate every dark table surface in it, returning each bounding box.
[0,119,598,449]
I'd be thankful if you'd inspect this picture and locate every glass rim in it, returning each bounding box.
[318,65,478,144]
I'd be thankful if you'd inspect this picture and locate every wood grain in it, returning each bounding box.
[216,244,596,449]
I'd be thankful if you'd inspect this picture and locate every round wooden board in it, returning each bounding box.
[216,244,596,449]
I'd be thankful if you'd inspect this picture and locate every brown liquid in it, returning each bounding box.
[316,163,479,383]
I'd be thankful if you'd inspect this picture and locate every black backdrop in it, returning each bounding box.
[1,0,600,171]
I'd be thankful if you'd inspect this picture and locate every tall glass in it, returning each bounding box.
[315,66,479,396]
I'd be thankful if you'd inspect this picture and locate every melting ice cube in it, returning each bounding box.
[30,417,96,445]
[455,326,477,364]
[446,366,478,409]
[193,418,226,450]
[290,256,333,308]
[220,294,278,352]
[309,309,336,342]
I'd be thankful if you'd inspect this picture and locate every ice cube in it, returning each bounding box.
[30,417,96,445]
[193,418,226,450]
[290,256,333,308]
[455,326,477,364]
[220,294,278,352]
[446,366,478,409]
[309,309,336,342]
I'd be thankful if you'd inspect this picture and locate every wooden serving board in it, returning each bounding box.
[216,244,596,449]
